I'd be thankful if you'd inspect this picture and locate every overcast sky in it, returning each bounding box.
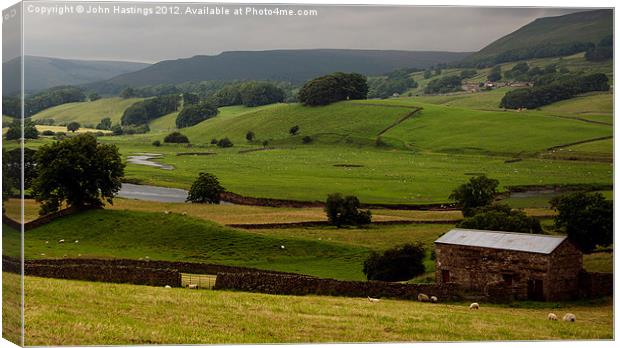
[15,2,587,63]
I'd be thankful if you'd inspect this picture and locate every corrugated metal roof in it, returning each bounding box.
[435,229,567,254]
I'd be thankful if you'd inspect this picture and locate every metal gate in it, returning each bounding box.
[181,273,217,289]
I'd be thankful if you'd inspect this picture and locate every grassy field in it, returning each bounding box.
[36,125,111,134]
[13,272,612,345]
[30,97,143,126]
[2,209,371,280]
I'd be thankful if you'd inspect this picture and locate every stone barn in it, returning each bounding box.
[434,229,583,301]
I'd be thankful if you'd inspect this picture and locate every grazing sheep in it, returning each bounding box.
[430,296,438,303]
[280,245,285,249]
[469,302,480,310]
[74,240,79,243]
[417,293,430,302]
[58,239,65,243]
[367,296,380,303]
[164,285,172,289]
[45,241,49,244]
[548,313,558,321]
[40,253,45,256]
[182,212,187,216]
[164,210,170,214]
[188,284,198,289]
[563,313,576,322]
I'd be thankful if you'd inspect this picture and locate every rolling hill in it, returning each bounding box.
[30,97,143,126]
[463,9,612,65]
[91,49,470,89]
[2,56,150,95]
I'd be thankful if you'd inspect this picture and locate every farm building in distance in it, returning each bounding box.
[434,229,583,301]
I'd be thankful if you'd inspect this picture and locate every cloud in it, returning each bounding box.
[21,3,583,63]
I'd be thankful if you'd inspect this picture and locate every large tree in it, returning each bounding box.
[31,134,125,215]
[363,243,426,281]
[449,175,499,217]
[298,72,368,106]
[5,119,39,140]
[550,192,612,252]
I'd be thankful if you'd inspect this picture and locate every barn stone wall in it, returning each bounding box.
[435,240,583,301]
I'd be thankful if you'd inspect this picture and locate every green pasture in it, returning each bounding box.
[13,272,612,345]
[2,209,370,280]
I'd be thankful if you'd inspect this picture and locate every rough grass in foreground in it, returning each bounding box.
[16,273,613,345]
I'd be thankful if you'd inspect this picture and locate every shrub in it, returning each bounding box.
[152,140,161,147]
[289,125,300,136]
[302,135,313,144]
[449,175,499,217]
[96,117,112,130]
[262,140,269,147]
[41,130,55,136]
[487,66,502,82]
[298,72,368,106]
[176,102,218,128]
[363,243,426,281]
[111,124,123,136]
[217,137,233,148]
[457,204,542,234]
[67,122,81,133]
[164,132,190,144]
[551,192,612,253]
[5,119,39,140]
[186,172,225,204]
[210,138,218,145]
[246,131,255,142]
[324,193,372,227]
[424,75,463,94]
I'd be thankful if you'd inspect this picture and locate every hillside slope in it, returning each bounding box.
[2,56,150,94]
[31,97,143,126]
[95,49,470,88]
[463,9,612,65]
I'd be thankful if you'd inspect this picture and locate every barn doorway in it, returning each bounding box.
[527,279,544,300]
[441,270,450,283]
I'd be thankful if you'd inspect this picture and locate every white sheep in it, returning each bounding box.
[563,313,576,322]
[164,210,170,214]
[164,285,172,289]
[74,240,79,243]
[280,245,285,249]
[417,293,430,302]
[548,313,558,321]
[469,302,480,310]
[367,296,380,303]
[58,239,65,243]
[188,284,198,289]
[182,212,187,216]
[45,241,49,244]
[430,296,438,303]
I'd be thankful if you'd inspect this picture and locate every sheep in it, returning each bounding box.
[430,296,438,303]
[563,313,576,322]
[164,285,172,289]
[182,212,187,216]
[74,240,79,243]
[280,245,285,249]
[164,210,170,214]
[548,313,558,321]
[188,284,199,289]
[469,302,480,310]
[417,293,430,302]
[58,239,65,243]
[45,241,49,244]
[367,296,380,303]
